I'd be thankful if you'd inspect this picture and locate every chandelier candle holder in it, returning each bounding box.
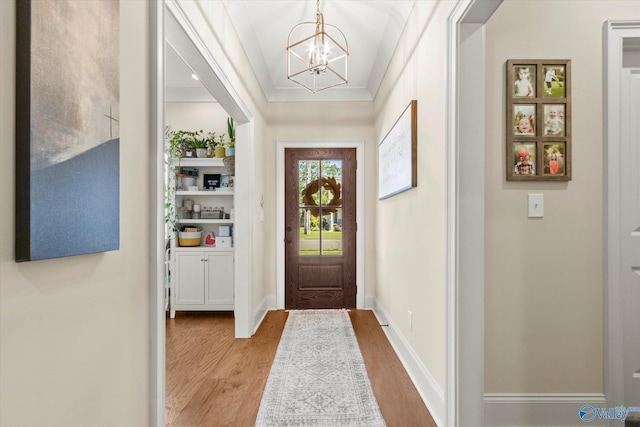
[286,0,349,93]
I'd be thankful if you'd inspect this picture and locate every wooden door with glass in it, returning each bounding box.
[284,148,356,309]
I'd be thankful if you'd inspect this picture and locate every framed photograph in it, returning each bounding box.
[542,142,566,176]
[219,174,232,188]
[512,65,536,97]
[543,104,565,136]
[378,100,417,200]
[203,173,221,190]
[506,59,571,181]
[512,143,537,176]
[543,65,565,97]
[513,104,536,136]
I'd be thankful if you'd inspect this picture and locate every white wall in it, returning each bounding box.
[373,0,452,393]
[0,1,150,426]
[165,102,229,138]
[484,0,640,394]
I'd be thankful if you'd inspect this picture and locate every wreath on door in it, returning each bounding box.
[301,177,342,217]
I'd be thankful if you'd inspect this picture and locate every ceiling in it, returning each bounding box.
[166,0,417,103]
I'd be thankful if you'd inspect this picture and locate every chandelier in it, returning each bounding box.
[286,0,349,93]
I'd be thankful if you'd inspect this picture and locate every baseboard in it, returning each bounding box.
[484,393,608,427]
[370,298,445,427]
[253,294,276,335]
[364,294,377,309]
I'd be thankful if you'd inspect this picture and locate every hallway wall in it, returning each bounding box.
[0,1,151,425]
[373,0,453,398]
[484,0,640,395]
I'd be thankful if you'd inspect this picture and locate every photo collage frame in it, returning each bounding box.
[506,59,571,181]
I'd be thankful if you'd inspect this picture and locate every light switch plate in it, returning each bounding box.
[528,193,544,218]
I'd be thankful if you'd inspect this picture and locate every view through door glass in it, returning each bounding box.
[285,148,356,309]
[298,159,343,256]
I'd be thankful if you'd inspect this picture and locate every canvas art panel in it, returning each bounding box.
[15,0,120,261]
[378,100,417,200]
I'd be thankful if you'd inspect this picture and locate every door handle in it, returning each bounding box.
[286,238,292,244]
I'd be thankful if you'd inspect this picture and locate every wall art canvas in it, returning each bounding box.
[16,0,120,261]
[378,100,417,200]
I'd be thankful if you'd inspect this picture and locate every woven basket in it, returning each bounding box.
[223,156,235,175]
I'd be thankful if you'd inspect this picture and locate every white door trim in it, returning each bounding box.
[149,2,165,425]
[149,1,256,424]
[446,1,502,425]
[276,140,366,310]
[603,19,640,411]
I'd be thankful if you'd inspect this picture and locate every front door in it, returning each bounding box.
[284,148,356,309]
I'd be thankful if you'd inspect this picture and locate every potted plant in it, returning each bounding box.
[203,131,217,158]
[214,133,227,158]
[227,117,235,156]
[169,130,202,158]
[189,135,208,159]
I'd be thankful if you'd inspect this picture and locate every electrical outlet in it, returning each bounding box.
[408,311,413,331]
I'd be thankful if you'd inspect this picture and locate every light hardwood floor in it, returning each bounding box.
[166,309,437,427]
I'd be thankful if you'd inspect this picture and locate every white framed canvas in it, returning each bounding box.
[378,100,417,200]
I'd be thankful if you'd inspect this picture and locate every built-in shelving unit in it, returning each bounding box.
[168,157,235,317]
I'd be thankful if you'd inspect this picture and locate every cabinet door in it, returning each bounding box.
[174,252,205,305]
[204,252,234,306]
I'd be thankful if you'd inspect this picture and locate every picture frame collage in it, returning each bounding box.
[506,59,571,181]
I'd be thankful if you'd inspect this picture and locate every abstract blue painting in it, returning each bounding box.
[16,0,120,261]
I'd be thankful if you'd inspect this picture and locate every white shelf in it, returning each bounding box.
[176,190,234,196]
[178,219,233,224]
[173,246,234,252]
[170,157,225,167]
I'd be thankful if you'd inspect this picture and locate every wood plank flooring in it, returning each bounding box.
[166,309,437,427]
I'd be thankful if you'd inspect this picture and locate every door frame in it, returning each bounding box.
[603,19,640,411]
[150,1,255,424]
[276,141,365,310]
[446,1,502,425]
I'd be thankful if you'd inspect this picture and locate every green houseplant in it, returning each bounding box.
[227,117,235,156]
[168,129,203,158]
[214,133,226,158]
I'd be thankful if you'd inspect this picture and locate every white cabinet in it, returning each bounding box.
[170,249,234,317]
[168,157,234,317]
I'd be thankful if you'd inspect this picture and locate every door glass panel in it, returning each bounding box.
[299,208,319,255]
[320,160,342,209]
[299,160,320,207]
[298,159,344,256]
[322,209,343,255]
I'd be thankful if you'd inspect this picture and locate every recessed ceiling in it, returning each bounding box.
[224,0,415,102]
[165,0,416,103]
[166,43,217,102]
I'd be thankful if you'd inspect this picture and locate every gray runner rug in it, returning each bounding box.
[255,309,386,427]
